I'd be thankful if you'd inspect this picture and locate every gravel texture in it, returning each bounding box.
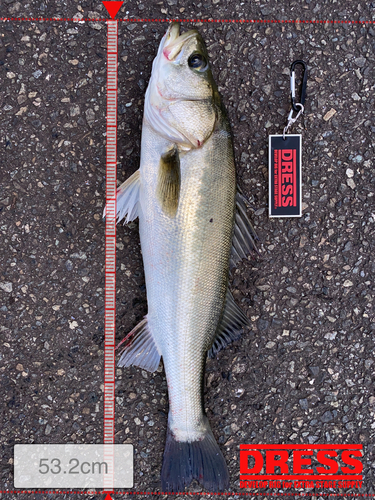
[1,1,375,498]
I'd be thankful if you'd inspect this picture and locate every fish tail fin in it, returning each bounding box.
[161,418,229,492]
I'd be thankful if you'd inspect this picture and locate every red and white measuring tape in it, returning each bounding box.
[104,19,118,492]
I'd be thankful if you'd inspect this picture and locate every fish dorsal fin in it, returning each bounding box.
[230,191,259,268]
[208,288,250,358]
[117,317,161,372]
[103,169,140,224]
[157,145,180,217]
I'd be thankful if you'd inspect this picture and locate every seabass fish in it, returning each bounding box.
[112,23,257,492]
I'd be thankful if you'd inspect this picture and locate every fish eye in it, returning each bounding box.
[188,53,208,72]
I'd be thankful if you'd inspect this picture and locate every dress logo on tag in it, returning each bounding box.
[274,148,297,209]
[269,135,302,217]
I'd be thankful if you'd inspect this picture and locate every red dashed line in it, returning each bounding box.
[0,17,374,23]
[0,491,374,497]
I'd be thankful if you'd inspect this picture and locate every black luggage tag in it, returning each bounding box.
[269,134,302,217]
[269,60,307,218]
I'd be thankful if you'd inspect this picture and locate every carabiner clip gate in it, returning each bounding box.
[283,60,307,139]
[290,60,307,112]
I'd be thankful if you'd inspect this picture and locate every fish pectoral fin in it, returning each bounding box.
[103,169,140,224]
[117,316,161,372]
[208,288,250,358]
[156,145,180,217]
[230,191,259,268]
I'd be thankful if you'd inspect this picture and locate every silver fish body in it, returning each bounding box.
[111,23,257,492]
[140,115,235,436]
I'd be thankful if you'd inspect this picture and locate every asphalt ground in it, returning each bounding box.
[0,1,375,499]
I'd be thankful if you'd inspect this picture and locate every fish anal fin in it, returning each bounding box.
[208,288,250,358]
[117,317,161,372]
[230,191,259,268]
[103,169,140,224]
[156,145,180,217]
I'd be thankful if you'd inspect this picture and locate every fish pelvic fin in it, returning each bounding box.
[103,169,140,224]
[208,288,250,358]
[230,191,259,268]
[161,417,229,492]
[156,145,180,217]
[117,317,161,372]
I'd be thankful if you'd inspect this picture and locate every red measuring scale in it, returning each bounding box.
[103,17,118,493]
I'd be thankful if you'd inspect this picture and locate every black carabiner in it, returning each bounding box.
[290,60,307,112]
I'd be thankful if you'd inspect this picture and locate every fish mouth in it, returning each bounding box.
[162,23,199,61]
